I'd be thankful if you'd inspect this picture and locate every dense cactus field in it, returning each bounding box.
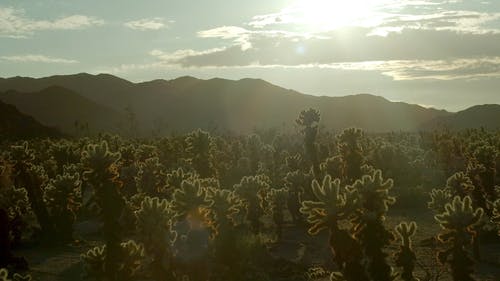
[1,109,499,281]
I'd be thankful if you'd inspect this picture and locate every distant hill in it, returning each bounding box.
[423,104,500,130]
[2,73,495,135]
[0,86,125,134]
[0,100,60,139]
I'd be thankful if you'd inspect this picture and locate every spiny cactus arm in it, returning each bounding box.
[0,268,8,281]
[349,170,395,214]
[435,196,484,232]
[171,179,212,220]
[428,188,452,212]
[12,274,31,281]
[81,141,121,178]
[395,221,417,248]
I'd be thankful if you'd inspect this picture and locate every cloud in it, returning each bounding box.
[124,18,172,31]
[0,54,78,63]
[155,27,500,67]
[248,0,500,36]
[322,57,500,80]
[0,7,104,38]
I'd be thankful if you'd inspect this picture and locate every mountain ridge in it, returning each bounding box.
[0,73,496,135]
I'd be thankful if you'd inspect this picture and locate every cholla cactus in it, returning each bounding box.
[348,170,395,281]
[394,221,419,281]
[166,168,196,191]
[296,108,320,176]
[135,157,166,196]
[171,179,212,227]
[284,169,313,222]
[0,268,32,281]
[435,196,483,281]
[206,188,241,235]
[300,175,366,281]
[43,172,82,242]
[428,189,452,213]
[266,188,289,239]
[337,128,365,183]
[135,196,177,280]
[300,175,355,235]
[81,141,125,281]
[285,153,303,172]
[186,129,214,178]
[445,172,474,198]
[233,176,269,233]
[320,156,344,181]
[81,240,144,281]
[49,140,80,173]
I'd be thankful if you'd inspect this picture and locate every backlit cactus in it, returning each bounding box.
[233,175,269,233]
[43,172,82,242]
[300,175,355,235]
[81,240,144,281]
[266,187,289,239]
[348,170,395,281]
[0,268,32,281]
[135,196,177,280]
[428,188,452,213]
[81,141,125,281]
[296,108,321,176]
[394,221,419,281]
[434,196,484,281]
[300,175,367,281]
[186,129,214,178]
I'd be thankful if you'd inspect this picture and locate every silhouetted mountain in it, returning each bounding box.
[422,104,500,130]
[0,86,125,134]
[0,73,476,135]
[0,100,60,139]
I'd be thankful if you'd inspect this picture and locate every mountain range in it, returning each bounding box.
[0,99,60,139]
[0,73,498,136]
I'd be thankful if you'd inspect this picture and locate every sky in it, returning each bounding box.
[1,0,499,111]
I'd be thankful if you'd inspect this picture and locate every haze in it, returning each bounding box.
[1,0,500,111]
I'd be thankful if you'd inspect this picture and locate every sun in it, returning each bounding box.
[291,0,387,31]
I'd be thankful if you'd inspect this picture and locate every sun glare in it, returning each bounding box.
[291,0,388,31]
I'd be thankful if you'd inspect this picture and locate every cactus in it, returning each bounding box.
[233,176,269,233]
[81,240,144,281]
[394,221,419,281]
[135,196,177,281]
[434,196,483,281]
[0,268,32,281]
[135,157,166,196]
[320,156,344,182]
[266,188,289,239]
[186,129,214,178]
[428,188,452,213]
[348,170,395,281]
[206,188,241,235]
[43,172,82,242]
[300,175,367,281]
[445,172,474,198]
[337,128,365,183]
[296,108,321,177]
[284,170,313,223]
[171,179,212,224]
[81,141,125,281]
[9,142,56,241]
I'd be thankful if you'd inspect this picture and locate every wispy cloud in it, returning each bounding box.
[124,17,173,31]
[0,54,78,64]
[321,57,500,80]
[0,7,104,38]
